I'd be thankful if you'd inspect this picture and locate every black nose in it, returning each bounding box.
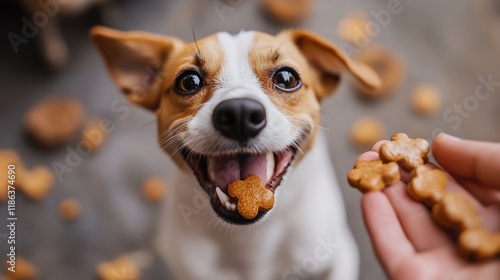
[212,98,267,142]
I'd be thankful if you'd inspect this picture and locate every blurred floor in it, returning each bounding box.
[1,0,499,279]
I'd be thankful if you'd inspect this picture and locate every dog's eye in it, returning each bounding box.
[272,68,302,92]
[175,70,204,95]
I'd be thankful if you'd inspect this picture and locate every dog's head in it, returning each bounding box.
[91,27,380,225]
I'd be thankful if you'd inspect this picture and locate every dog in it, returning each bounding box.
[90,26,380,279]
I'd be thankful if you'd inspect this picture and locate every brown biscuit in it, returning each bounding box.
[411,84,442,117]
[142,177,166,202]
[96,256,139,280]
[58,198,81,221]
[458,228,500,260]
[261,0,312,24]
[407,166,448,207]
[379,133,429,170]
[0,150,25,201]
[354,46,405,98]
[25,98,84,148]
[432,192,482,232]
[350,117,385,148]
[347,160,400,193]
[228,174,274,220]
[17,166,55,201]
[5,256,38,280]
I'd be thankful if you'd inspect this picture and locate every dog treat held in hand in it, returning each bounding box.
[142,177,166,202]
[432,192,482,232]
[379,133,429,170]
[458,228,500,260]
[354,46,405,98]
[261,0,312,24]
[0,149,25,201]
[337,11,369,46]
[5,256,38,280]
[348,160,400,193]
[25,98,84,147]
[228,174,274,220]
[17,166,55,201]
[411,84,442,116]
[58,198,81,221]
[96,256,139,280]
[408,166,448,207]
[350,117,385,148]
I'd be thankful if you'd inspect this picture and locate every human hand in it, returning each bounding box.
[359,133,500,279]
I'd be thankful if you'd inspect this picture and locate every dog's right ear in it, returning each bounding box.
[90,26,184,111]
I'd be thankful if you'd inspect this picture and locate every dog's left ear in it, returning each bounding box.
[284,29,381,101]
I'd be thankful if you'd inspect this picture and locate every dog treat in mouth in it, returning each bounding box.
[411,84,442,116]
[348,160,400,193]
[228,174,275,220]
[458,228,500,260]
[261,0,313,24]
[432,192,483,232]
[354,46,405,98]
[17,166,55,201]
[350,117,385,148]
[25,97,84,148]
[96,256,139,280]
[58,198,81,221]
[337,10,369,47]
[379,133,429,170]
[142,177,166,202]
[408,166,448,207]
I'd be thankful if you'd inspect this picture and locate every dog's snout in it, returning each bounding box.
[212,98,267,142]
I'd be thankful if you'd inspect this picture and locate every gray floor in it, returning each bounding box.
[1,0,500,279]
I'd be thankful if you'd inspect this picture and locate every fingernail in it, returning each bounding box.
[434,132,459,144]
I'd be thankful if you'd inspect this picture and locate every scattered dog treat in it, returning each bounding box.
[25,98,84,148]
[354,46,405,98]
[379,133,429,170]
[58,198,81,221]
[261,0,312,24]
[228,174,274,220]
[432,192,483,232]
[350,117,385,148]
[96,256,139,280]
[17,166,55,201]
[348,160,400,193]
[5,256,38,280]
[458,228,500,260]
[411,84,442,116]
[337,10,369,46]
[142,177,166,202]
[0,149,25,201]
[407,166,448,207]
[81,119,107,152]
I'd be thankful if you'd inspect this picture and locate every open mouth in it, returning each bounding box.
[181,146,297,225]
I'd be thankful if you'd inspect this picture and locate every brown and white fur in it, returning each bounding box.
[91,26,380,280]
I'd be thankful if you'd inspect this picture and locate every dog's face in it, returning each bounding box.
[91,27,379,225]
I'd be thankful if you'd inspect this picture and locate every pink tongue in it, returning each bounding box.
[212,154,267,190]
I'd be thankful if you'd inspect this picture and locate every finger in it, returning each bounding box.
[383,181,453,252]
[356,151,379,162]
[371,140,388,153]
[433,133,500,189]
[361,191,415,275]
[455,177,500,206]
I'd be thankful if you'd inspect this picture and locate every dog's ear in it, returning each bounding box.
[284,29,381,101]
[90,26,183,111]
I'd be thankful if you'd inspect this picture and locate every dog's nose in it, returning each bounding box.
[212,98,267,142]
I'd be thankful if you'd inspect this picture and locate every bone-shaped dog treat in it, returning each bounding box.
[408,166,448,207]
[379,133,429,170]
[458,228,500,260]
[347,160,400,193]
[432,192,483,232]
[228,174,275,220]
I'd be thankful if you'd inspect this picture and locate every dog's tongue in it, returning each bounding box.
[211,154,267,190]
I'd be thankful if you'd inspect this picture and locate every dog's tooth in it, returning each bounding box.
[216,187,229,204]
[230,204,236,211]
[207,157,216,182]
[225,201,231,210]
[266,152,275,183]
